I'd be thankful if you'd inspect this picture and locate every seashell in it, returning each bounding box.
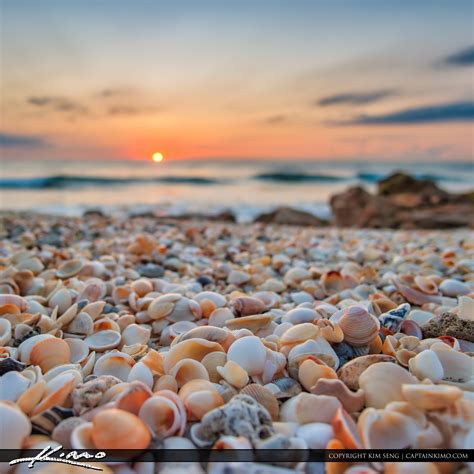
[253,290,280,308]
[170,358,210,387]
[194,291,226,317]
[295,422,333,449]
[265,376,302,399]
[225,313,273,332]
[52,416,87,448]
[280,323,320,347]
[65,338,89,364]
[315,319,344,343]
[93,351,135,381]
[288,337,339,370]
[201,351,227,383]
[337,354,397,391]
[174,326,234,350]
[228,270,250,285]
[414,276,438,295]
[154,374,178,393]
[18,334,54,363]
[233,296,266,316]
[227,336,267,376]
[401,383,463,410]
[0,318,12,346]
[54,303,79,328]
[407,309,435,326]
[359,362,418,408]
[209,307,235,327]
[430,342,473,383]
[179,379,217,402]
[17,256,44,274]
[399,319,422,338]
[48,289,72,315]
[321,271,345,295]
[138,395,182,438]
[311,379,365,413]
[408,349,444,382]
[283,268,311,287]
[280,393,341,424]
[393,280,442,306]
[282,307,319,324]
[240,384,279,420]
[439,279,470,297]
[0,370,31,402]
[0,357,26,375]
[32,374,76,416]
[92,408,151,449]
[184,389,225,421]
[109,381,151,415]
[70,421,95,449]
[82,301,106,320]
[0,294,28,311]
[127,361,154,389]
[332,407,362,449]
[337,306,380,347]
[148,294,201,322]
[131,278,154,297]
[30,337,71,372]
[121,323,151,346]
[93,317,121,333]
[216,361,249,389]
[67,311,94,336]
[85,330,122,351]
[57,259,85,279]
[457,295,474,321]
[164,338,225,374]
[141,349,165,376]
[298,358,337,391]
[78,279,107,302]
[0,400,32,448]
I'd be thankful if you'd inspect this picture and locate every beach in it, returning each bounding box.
[0,209,473,473]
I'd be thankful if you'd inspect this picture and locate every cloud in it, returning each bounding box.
[339,101,474,125]
[318,89,396,107]
[0,132,48,147]
[97,87,134,98]
[263,114,287,124]
[441,45,474,67]
[27,96,88,115]
[107,105,138,115]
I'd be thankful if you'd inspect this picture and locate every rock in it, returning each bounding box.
[136,263,165,278]
[253,207,327,226]
[168,211,236,223]
[421,312,474,342]
[378,171,448,200]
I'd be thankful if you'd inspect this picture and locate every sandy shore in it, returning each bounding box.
[0,211,472,473]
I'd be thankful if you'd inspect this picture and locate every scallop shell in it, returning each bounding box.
[93,351,135,381]
[226,336,267,376]
[29,337,71,373]
[92,408,151,449]
[18,334,54,363]
[337,306,380,347]
[0,400,32,449]
[85,330,122,351]
[359,362,418,409]
[240,384,279,420]
[265,377,302,399]
[164,338,225,374]
[170,358,210,387]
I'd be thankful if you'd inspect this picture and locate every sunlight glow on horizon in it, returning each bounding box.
[152,152,164,163]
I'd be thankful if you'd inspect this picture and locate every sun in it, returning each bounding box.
[152,152,164,163]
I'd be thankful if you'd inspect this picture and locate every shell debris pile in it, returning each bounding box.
[0,212,473,473]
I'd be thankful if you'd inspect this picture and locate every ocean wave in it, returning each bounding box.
[0,175,222,189]
[254,172,347,182]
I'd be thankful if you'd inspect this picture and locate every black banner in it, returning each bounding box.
[0,448,472,467]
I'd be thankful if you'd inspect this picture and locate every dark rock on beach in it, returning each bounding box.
[253,206,328,226]
[421,312,474,342]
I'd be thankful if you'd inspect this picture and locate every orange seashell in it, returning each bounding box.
[368,335,383,354]
[17,380,47,416]
[29,338,71,373]
[185,389,224,421]
[321,271,346,295]
[31,377,76,416]
[0,303,21,316]
[141,349,165,376]
[298,358,337,391]
[232,297,266,316]
[332,407,362,449]
[92,408,151,449]
[116,381,152,415]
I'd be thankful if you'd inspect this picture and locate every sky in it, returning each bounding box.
[1,0,473,162]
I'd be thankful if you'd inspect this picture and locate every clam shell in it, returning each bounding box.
[85,330,121,351]
[170,358,210,387]
[67,311,94,336]
[0,400,32,449]
[288,337,339,370]
[337,306,380,347]
[414,276,438,295]
[121,323,151,346]
[216,361,249,389]
[408,349,444,382]
[359,362,418,408]
[225,314,273,332]
[49,289,72,315]
[280,323,320,346]
[127,361,154,388]
[65,338,89,364]
[114,381,152,415]
[0,370,31,402]
[430,342,473,383]
[282,307,319,325]
[139,395,182,438]
[30,337,71,372]
[439,279,470,297]
[209,308,235,327]
[93,351,136,381]
[57,259,84,279]
[18,334,54,363]
[0,318,12,346]
[227,336,267,376]
[92,408,151,449]
[233,297,266,316]
[240,384,279,420]
[201,351,227,383]
[280,393,341,424]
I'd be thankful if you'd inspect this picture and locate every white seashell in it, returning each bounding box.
[85,330,122,351]
[18,334,54,363]
[227,270,250,285]
[0,371,31,402]
[67,312,94,335]
[127,362,154,389]
[0,401,31,449]
[406,310,435,326]
[122,324,151,346]
[48,288,72,314]
[81,351,96,378]
[430,342,473,383]
[439,279,470,297]
[208,308,234,328]
[280,393,341,424]
[296,422,333,449]
[70,421,95,449]
[282,307,319,324]
[408,349,444,382]
[65,338,90,364]
[93,351,135,381]
[44,364,82,382]
[46,370,82,395]
[226,336,267,376]
[288,337,339,370]
[0,318,12,346]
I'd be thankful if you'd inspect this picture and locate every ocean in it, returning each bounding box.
[1,159,473,222]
